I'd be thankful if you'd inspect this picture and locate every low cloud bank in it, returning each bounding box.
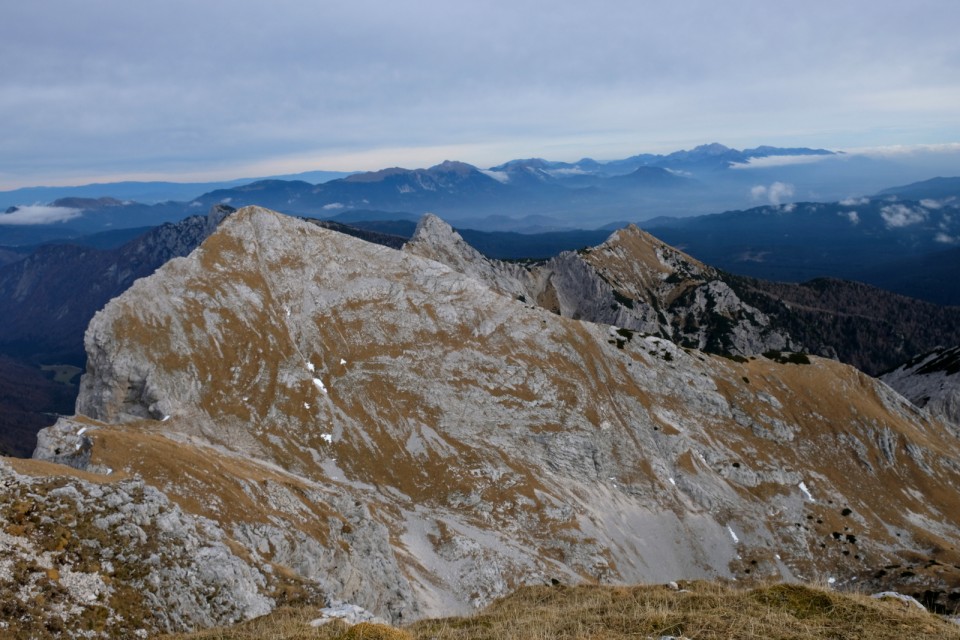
[0,205,83,225]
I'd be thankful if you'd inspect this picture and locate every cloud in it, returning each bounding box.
[751,182,795,206]
[0,205,83,225]
[480,170,510,183]
[840,197,869,206]
[920,198,943,210]
[840,143,960,158]
[729,154,833,169]
[3,2,960,187]
[839,210,860,225]
[935,232,959,244]
[322,202,345,210]
[880,203,927,228]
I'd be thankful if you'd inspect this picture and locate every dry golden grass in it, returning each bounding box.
[160,582,960,640]
[339,623,414,640]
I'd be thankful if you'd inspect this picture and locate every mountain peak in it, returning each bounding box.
[409,212,458,243]
[342,167,412,183]
[691,142,733,155]
[427,160,478,175]
[403,213,532,299]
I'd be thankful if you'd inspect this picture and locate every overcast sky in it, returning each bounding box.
[2,0,959,188]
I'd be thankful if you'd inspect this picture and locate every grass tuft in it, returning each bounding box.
[337,622,414,640]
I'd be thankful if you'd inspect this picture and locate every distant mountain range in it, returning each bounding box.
[5,143,959,249]
[2,143,958,311]
[0,169,353,210]
[0,143,899,247]
[641,177,960,305]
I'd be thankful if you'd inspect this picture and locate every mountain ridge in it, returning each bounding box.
[7,205,958,636]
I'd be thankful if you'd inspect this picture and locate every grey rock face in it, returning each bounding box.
[881,345,960,428]
[404,213,539,301]
[404,214,799,357]
[0,458,272,638]
[32,417,95,470]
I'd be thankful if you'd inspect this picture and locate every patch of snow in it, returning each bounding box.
[306,362,315,372]
[340,358,347,365]
[77,427,88,436]
[321,433,333,444]
[310,602,387,626]
[161,415,170,422]
[828,577,836,585]
[304,402,311,410]
[313,378,327,393]
[798,481,814,502]
[727,526,740,544]
[669,477,676,486]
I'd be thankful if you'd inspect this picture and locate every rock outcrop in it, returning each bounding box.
[881,345,960,428]
[8,206,960,635]
[404,215,798,357]
[0,456,273,638]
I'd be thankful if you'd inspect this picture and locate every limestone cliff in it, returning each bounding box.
[10,206,960,636]
[881,345,960,429]
[404,215,798,356]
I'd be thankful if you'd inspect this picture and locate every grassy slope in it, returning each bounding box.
[162,582,960,640]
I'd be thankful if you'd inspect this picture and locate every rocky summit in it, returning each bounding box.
[6,206,960,637]
[405,213,798,356]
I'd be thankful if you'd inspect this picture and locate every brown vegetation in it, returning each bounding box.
[161,582,960,640]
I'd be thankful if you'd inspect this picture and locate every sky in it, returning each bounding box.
[2,0,960,189]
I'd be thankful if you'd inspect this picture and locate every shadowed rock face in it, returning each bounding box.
[881,345,960,428]
[13,206,960,636]
[0,204,235,365]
